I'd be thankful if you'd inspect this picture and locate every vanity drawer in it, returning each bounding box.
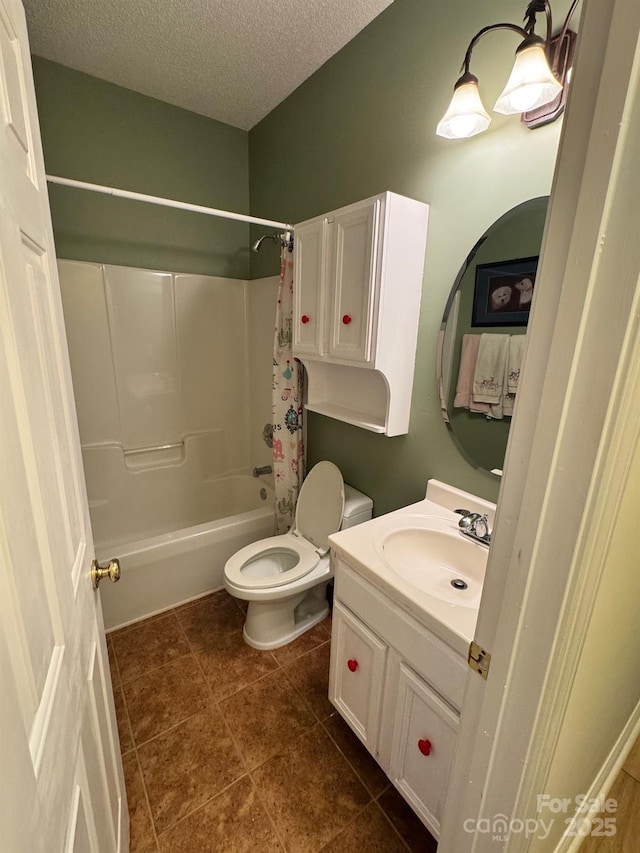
[390,662,459,837]
[334,559,467,710]
[329,601,388,753]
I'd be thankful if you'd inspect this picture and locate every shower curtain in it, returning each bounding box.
[272,248,304,534]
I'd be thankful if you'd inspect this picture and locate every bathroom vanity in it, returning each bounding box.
[328,480,495,838]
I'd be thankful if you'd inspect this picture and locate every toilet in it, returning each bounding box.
[223,461,373,649]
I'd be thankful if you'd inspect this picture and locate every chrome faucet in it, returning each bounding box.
[252,465,273,478]
[454,508,491,546]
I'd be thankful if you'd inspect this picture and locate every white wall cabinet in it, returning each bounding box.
[329,556,466,839]
[293,192,429,436]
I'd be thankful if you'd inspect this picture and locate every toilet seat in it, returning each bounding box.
[224,461,344,591]
[224,532,321,590]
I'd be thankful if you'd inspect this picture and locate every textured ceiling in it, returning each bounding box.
[24,0,394,130]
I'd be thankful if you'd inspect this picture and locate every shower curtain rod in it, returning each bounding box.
[45,175,295,231]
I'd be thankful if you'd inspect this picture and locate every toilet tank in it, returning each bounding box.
[341,484,373,529]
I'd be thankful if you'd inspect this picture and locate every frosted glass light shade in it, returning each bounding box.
[436,75,491,139]
[494,41,563,115]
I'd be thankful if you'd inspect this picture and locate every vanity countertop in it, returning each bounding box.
[328,479,496,656]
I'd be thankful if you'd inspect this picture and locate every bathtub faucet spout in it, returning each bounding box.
[252,465,273,478]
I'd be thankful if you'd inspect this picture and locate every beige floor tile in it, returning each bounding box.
[323,712,389,797]
[219,670,316,770]
[270,621,331,668]
[195,629,279,701]
[138,706,245,834]
[579,770,640,853]
[123,654,210,745]
[123,752,157,852]
[284,641,333,722]
[176,594,245,650]
[321,801,406,852]
[114,682,134,755]
[623,735,640,783]
[378,786,437,853]
[157,775,282,852]
[252,724,371,852]
[111,613,191,684]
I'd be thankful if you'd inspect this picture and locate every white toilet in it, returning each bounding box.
[223,461,373,649]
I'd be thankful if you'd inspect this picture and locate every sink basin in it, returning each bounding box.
[375,515,487,608]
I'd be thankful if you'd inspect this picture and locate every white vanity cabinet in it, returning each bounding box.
[293,192,429,436]
[329,555,467,839]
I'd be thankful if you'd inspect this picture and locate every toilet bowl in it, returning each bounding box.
[223,461,372,649]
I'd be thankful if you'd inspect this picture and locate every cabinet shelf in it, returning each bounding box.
[302,359,390,433]
[304,402,386,433]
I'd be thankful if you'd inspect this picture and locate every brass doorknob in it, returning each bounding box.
[91,558,121,589]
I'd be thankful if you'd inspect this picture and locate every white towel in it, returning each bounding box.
[503,335,526,416]
[473,334,509,418]
[507,335,526,395]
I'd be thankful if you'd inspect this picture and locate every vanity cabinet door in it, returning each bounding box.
[292,218,326,357]
[329,602,387,752]
[326,198,380,364]
[390,663,459,837]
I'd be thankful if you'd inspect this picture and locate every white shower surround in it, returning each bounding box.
[59,259,279,629]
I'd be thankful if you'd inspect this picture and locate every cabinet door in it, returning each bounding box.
[329,602,387,752]
[327,198,380,363]
[293,218,326,356]
[390,663,459,837]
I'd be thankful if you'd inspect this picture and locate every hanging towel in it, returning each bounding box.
[503,334,526,416]
[436,330,450,423]
[473,334,510,418]
[507,335,526,395]
[454,335,490,414]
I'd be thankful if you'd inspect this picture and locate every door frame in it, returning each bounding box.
[440,0,640,849]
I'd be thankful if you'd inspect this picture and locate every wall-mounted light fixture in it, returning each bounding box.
[437,0,580,140]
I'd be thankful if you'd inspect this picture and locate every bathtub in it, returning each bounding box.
[95,467,275,630]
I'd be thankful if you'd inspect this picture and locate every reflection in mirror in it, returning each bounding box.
[437,197,549,477]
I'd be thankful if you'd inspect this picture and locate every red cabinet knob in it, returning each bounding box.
[347,659,358,672]
[418,739,432,756]
[301,315,310,324]
[342,314,352,325]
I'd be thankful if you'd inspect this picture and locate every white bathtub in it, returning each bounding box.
[96,470,275,630]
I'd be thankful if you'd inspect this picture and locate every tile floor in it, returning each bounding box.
[107,590,438,852]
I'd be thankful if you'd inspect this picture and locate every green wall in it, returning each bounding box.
[249,0,572,514]
[32,57,250,278]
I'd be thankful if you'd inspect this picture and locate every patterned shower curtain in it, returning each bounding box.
[272,247,304,533]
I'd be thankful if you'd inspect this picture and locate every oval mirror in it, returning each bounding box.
[437,197,549,477]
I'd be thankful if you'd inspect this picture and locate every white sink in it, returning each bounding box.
[375,514,488,608]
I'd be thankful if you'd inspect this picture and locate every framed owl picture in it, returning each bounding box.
[471,256,538,327]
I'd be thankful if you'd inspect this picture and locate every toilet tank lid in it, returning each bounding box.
[342,484,373,519]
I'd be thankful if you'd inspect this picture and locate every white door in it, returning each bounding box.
[327,198,379,364]
[390,663,458,838]
[293,217,326,357]
[328,601,388,751]
[0,1,126,851]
